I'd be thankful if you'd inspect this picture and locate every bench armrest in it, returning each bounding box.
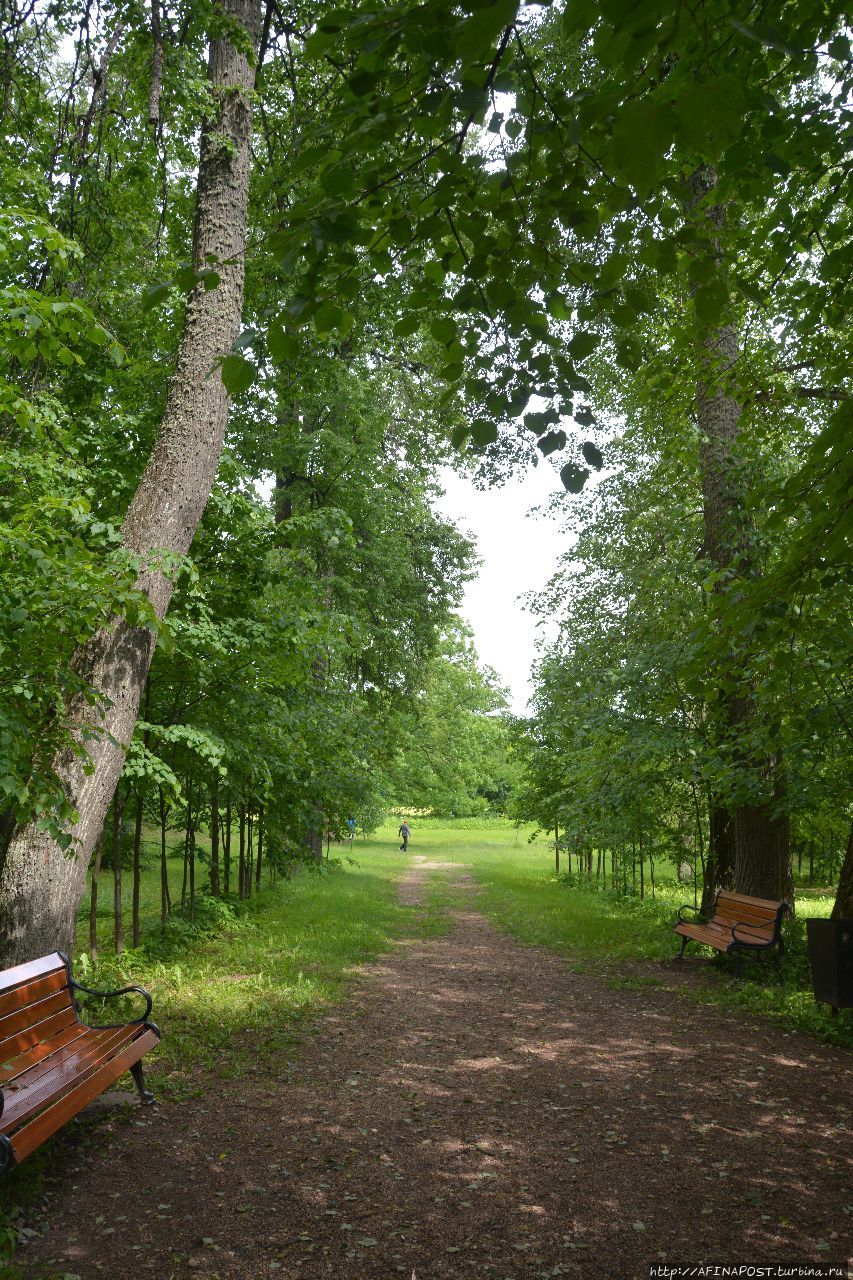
[677,903,703,924]
[70,977,153,1026]
[730,920,777,948]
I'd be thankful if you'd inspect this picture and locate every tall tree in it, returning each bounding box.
[0,0,262,963]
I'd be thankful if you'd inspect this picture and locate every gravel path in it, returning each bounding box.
[18,859,853,1279]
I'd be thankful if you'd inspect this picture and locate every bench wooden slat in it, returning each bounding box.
[0,955,67,995]
[714,905,777,928]
[716,890,786,911]
[0,1024,91,1087]
[0,990,75,1054]
[9,1027,159,1166]
[1,1027,140,1130]
[675,924,731,951]
[0,969,70,1023]
[0,1006,79,1066]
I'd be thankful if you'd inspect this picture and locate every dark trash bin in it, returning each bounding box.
[806,918,853,1013]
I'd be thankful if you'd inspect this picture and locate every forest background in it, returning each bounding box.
[0,0,851,974]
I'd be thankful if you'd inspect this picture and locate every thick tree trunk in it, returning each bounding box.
[831,824,853,920]
[690,165,789,905]
[701,804,735,915]
[0,0,261,965]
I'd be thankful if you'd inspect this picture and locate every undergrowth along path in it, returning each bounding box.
[18,856,853,1279]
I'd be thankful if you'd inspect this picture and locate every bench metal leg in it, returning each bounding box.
[130,1059,156,1106]
[734,949,743,979]
[676,936,688,959]
[0,1134,15,1174]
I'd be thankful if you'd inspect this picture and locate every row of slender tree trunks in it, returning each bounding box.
[88,779,266,960]
[551,815,853,917]
[553,827,659,899]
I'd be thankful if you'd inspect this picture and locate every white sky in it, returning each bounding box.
[434,463,573,715]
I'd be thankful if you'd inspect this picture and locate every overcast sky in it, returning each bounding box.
[433,463,574,716]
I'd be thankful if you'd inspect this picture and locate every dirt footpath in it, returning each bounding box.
[18,860,853,1279]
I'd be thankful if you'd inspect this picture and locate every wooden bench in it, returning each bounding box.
[0,952,160,1173]
[675,890,788,977]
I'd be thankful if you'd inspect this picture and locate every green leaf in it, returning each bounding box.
[568,331,601,360]
[268,326,299,364]
[220,354,256,396]
[471,418,498,446]
[394,314,421,338]
[538,430,567,456]
[314,302,353,337]
[610,102,674,197]
[142,282,171,312]
[560,462,590,493]
[582,441,603,469]
[456,0,518,63]
[693,280,730,327]
[430,317,458,346]
[827,34,851,60]
[728,18,804,56]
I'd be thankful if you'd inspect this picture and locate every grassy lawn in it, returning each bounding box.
[397,817,851,1049]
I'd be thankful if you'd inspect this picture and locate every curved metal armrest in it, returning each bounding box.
[677,903,703,924]
[731,921,774,948]
[70,978,153,1025]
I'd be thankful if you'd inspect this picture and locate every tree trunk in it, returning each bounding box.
[238,805,246,901]
[188,807,196,922]
[830,824,853,919]
[246,810,254,897]
[158,787,171,931]
[132,789,143,948]
[0,0,262,966]
[180,782,192,916]
[113,790,123,956]
[690,165,789,906]
[224,793,232,895]
[210,779,220,897]
[701,804,734,915]
[256,804,263,890]
[639,834,644,901]
[554,823,559,876]
[89,834,103,962]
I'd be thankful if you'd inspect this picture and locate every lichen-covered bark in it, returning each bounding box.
[0,0,262,965]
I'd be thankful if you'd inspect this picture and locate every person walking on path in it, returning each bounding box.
[399,819,411,852]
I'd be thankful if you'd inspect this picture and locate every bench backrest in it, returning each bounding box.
[713,891,786,942]
[0,954,75,1079]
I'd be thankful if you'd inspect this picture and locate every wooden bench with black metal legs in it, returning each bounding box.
[0,952,160,1173]
[674,890,788,977]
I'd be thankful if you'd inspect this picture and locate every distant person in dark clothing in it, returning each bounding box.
[399,820,411,852]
